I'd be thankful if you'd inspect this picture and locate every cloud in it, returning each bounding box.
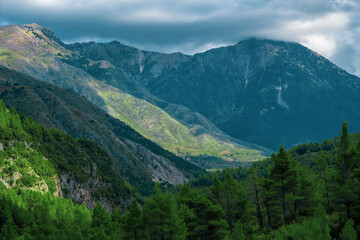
[0,0,359,76]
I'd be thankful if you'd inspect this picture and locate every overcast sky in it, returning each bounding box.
[1,0,359,76]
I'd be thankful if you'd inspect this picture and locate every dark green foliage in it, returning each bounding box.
[273,204,332,240]
[339,219,357,240]
[177,182,229,240]
[0,99,133,203]
[221,171,247,232]
[249,165,264,229]
[269,146,300,224]
[1,105,360,239]
[142,185,187,240]
[332,122,360,221]
[231,221,245,240]
[122,198,144,240]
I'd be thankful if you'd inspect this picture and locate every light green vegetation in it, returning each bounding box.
[0,143,58,194]
[96,86,265,165]
[0,99,134,202]
[0,48,24,68]
[1,32,13,39]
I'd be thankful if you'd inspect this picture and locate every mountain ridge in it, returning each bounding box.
[2,23,360,151]
[0,66,204,195]
[0,23,269,167]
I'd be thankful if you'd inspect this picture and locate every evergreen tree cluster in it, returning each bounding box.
[1,98,359,239]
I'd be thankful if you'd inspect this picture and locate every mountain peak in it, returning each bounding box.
[236,37,300,48]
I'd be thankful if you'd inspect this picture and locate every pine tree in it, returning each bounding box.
[260,175,276,228]
[222,171,247,232]
[269,146,298,225]
[177,182,228,240]
[333,122,358,219]
[249,165,264,228]
[318,155,331,211]
[91,202,111,238]
[231,221,245,240]
[143,185,186,240]
[339,219,357,240]
[110,207,123,239]
[0,212,17,240]
[122,198,144,240]
[211,173,223,203]
[295,167,315,216]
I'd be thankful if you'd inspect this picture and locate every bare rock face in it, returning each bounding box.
[59,166,131,212]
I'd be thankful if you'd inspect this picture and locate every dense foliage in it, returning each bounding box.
[0,99,133,204]
[1,108,359,239]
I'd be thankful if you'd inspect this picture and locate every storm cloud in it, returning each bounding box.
[1,0,359,76]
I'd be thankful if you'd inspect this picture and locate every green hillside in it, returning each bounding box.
[2,122,359,239]
[96,85,266,165]
[0,66,204,196]
[0,99,135,207]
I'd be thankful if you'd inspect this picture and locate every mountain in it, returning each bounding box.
[0,66,204,195]
[67,38,360,150]
[2,23,358,153]
[0,23,269,167]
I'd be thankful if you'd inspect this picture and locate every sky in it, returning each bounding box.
[1,0,359,76]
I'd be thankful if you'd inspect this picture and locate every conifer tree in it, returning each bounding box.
[295,167,315,216]
[318,155,331,211]
[110,207,123,239]
[211,173,223,203]
[333,122,358,219]
[143,185,186,240]
[260,175,276,228]
[177,182,228,240]
[122,198,144,240]
[91,202,111,237]
[339,219,357,240]
[249,165,264,228]
[222,171,247,232]
[269,146,298,225]
[231,221,246,240]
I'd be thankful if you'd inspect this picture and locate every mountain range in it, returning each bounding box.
[1,22,360,239]
[67,36,360,150]
[0,23,269,168]
[1,23,360,171]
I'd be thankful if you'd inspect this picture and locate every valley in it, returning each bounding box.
[0,22,360,239]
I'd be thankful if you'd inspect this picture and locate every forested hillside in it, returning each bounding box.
[0,66,204,195]
[1,120,359,239]
[0,99,136,210]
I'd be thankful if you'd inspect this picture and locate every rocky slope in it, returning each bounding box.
[0,101,135,210]
[0,23,268,166]
[0,66,203,195]
[69,38,360,149]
